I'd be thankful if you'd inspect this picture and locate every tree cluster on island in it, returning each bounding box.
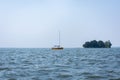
[83,40,112,48]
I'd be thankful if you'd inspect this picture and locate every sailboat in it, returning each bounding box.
[52,32,64,50]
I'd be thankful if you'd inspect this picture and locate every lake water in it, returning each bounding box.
[0,48,120,80]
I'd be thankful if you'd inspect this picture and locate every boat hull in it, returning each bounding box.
[52,47,64,50]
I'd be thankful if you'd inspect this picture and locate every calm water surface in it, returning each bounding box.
[0,48,120,80]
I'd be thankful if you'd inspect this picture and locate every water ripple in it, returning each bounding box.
[0,48,120,80]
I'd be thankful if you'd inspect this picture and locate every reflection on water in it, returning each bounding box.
[0,48,120,80]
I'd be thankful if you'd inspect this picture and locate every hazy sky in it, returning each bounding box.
[0,0,120,48]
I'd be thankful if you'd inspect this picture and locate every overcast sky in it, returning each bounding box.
[0,0,120,48]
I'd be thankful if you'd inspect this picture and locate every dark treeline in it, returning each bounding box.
[83,40,112,48]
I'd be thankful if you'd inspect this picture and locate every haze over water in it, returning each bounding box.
[0,48,120,80]
[0,0,120,48]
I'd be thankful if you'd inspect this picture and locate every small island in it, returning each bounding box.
[83,40,112,48]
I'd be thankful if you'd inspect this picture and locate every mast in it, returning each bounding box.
[59,31,60,46]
